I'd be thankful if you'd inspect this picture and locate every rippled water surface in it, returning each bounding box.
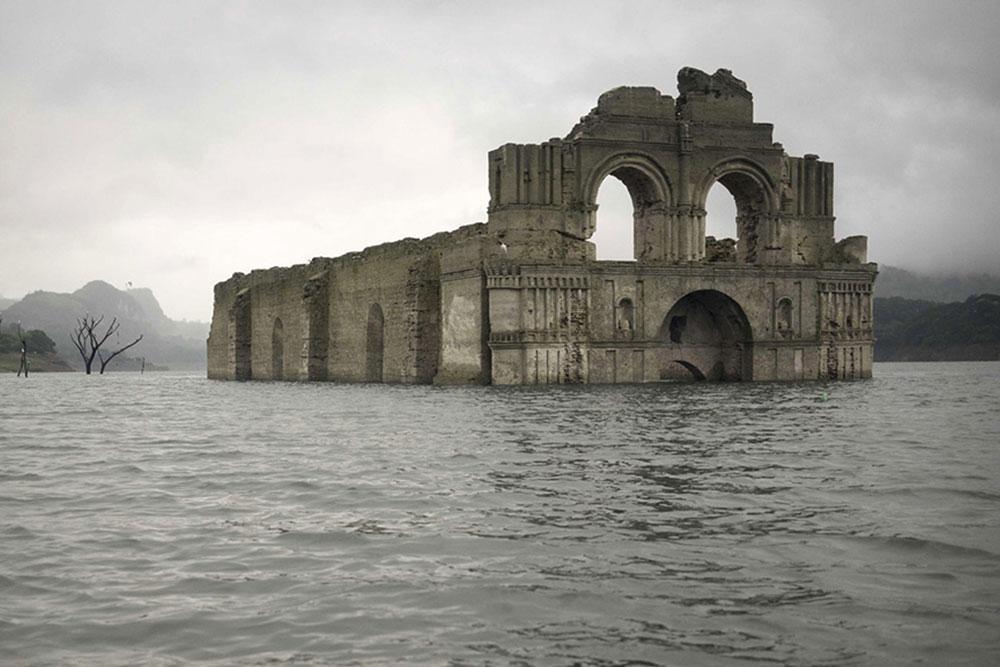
[2,363,999,665]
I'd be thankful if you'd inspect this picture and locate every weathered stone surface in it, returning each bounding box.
[208,68,876,384]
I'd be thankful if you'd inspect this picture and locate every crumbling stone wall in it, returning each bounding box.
[208,67,876,384]
[207,224,496,383]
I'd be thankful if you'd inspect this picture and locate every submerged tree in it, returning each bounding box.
[70,315,143,375]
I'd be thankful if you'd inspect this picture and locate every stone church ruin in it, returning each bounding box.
[208,67,876,384]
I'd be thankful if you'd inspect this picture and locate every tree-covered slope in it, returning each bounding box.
[874,294,1000,361]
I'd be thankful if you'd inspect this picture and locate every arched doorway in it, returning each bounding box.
[656,290,753,381]
[272,317,284,380]
[365,303,384,382]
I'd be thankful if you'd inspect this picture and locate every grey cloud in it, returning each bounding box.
[1,0,999,321]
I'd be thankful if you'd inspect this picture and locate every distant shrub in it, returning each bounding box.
[0,329,56,353]
[0,332,18,353]
[25,329,57,353]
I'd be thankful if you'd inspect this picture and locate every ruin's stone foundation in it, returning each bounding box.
[208,68,876,384]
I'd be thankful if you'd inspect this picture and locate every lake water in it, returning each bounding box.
[1,363,999,665]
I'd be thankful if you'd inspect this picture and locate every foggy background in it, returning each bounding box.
[2,0,998,322]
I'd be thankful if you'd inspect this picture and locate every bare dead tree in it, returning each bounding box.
[71,314,103,374]
[70,315,143,375]
[98,332,143,374]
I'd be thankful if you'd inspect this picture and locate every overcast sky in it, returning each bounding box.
[2,1,999,321]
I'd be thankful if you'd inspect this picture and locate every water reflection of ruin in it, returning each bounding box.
[208,67,876,384]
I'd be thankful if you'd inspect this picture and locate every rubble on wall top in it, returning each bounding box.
[595,86,675,119]
[677,67,752,99]
[569,67,755,137]
[218,223,492,290]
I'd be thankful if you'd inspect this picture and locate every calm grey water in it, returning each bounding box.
[1,363,999,666]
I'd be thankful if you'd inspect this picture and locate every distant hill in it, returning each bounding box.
[0,281,208,370]
[876,265,1000,303]
[874,294,1000,361]
[0,295,16,311]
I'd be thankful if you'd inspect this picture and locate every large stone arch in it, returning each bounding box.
[583,152,673,210]
[694,157,779,264]
[582,152,673,261]
[655,289,753,381]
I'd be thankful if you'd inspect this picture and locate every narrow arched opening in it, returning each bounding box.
[592,176,634,260]
[777,298,793,337]
[365,303,384,383]
[656,290,753,381]
[617,297,635,333]
[704,182,738,262]
[272,317,284,380]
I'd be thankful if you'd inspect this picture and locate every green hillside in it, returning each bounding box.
[874,294,1000,361]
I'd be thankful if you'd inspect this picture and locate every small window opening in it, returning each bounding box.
[777,298,793,338]
[617,298,635,332]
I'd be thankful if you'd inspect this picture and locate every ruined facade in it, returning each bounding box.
[208,68,876,384]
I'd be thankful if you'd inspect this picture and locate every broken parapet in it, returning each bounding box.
[677,67,754,123]
[829,236,869,264]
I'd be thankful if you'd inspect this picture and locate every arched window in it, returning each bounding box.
[589,160,668,262]
[704,182,738,262]
[701,167,770,264]
[592,176,634,260]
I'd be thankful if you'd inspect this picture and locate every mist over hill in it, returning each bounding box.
[1,281,208,370]
[871,266,1000,361]
[876,265,1000,303]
